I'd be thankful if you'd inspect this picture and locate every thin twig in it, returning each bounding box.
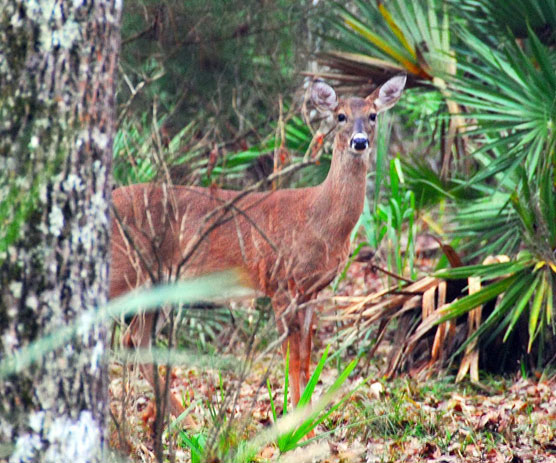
[370,264,414,284]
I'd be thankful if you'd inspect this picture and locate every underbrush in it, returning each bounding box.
[108,278,556,462]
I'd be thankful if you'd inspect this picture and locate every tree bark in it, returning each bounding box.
[0,0,121,461]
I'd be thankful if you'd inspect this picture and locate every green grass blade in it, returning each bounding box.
[290,356,359,443]
[298,345,330,408]
[267,378,277,422]
[284,343,289,415]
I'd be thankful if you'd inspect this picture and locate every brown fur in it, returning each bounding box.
[109,78,405,420]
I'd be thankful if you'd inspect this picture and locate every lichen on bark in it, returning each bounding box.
[0,0,121,461]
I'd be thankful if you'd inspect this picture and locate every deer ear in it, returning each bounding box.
[311,81,338,113]
[369,74,406,113]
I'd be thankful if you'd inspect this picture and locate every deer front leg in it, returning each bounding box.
[282,329,302,406]
[277,306,316,438]
[273,292,319,421]
[275,304,314,408]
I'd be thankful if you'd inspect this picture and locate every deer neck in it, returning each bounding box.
[311,144,368,240]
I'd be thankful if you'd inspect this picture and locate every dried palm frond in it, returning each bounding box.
[325,273,466,379]
[328,244,555,379]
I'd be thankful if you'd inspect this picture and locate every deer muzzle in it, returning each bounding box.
[350,118,369,152]
[350,132,369,152]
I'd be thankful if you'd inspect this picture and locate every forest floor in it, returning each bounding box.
[108,260,556,463]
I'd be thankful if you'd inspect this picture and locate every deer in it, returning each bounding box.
[109,75,407,422]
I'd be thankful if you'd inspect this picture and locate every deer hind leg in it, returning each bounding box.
[276,303,316,437]
[273,293,303,407]
[298,305,315,394]
[124,312,187,420]
[298,304,316,437]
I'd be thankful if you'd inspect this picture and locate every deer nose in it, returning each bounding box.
[350,133,369,151]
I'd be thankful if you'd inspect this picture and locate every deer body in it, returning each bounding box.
[110,75,406,419]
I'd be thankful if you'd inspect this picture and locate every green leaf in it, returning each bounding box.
[546,277,554,326]
[503,273,541,342]
[434,260,532,280]
[527,272,547,351]
[451,271,534,357]
[389,159,400,198]
[438,273,521,324]
[377,2,416,59]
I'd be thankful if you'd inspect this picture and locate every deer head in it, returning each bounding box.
[311,75,406,166]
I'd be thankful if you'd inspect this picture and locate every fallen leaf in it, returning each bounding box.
[369,382,384,399]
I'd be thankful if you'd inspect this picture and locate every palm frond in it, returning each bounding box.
[319,0,454,89]
[449,0,556,45]
[450,27,556,183]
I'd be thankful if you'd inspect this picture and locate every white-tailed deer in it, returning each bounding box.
[109,75,406,420]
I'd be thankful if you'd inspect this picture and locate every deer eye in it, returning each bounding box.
[337,113,347,122]
[369,113,377,122]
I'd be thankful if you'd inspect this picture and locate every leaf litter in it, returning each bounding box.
[108,261,556,462]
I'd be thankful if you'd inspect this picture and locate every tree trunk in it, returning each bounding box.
[0,1,121,461]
